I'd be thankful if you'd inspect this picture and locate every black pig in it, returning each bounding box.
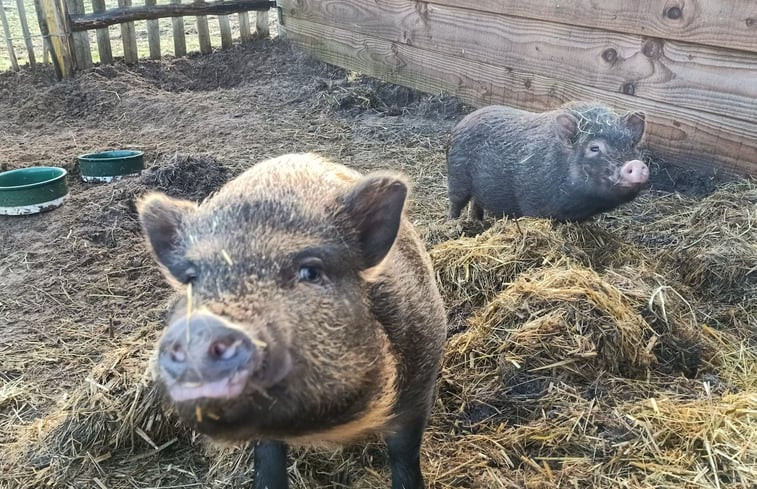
[137,153,447,489]
[447,101,649,221]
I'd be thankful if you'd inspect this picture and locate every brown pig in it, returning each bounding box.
[137,153,447,489]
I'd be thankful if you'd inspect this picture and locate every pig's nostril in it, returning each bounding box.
[209,339,240,361]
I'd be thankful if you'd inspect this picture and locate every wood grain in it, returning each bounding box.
[282,0,757,124]
[91,0,112,63]
[283,16,757,177]
[426,0,757,55]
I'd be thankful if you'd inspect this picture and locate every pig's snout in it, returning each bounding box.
[619,159,649,186]
[158,314,258,402]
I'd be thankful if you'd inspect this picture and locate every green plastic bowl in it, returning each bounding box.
[77,150,144,182]
[0,167,69,215]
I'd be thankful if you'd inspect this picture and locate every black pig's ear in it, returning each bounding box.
[137,192,198,285]
[555,113,579,145]
[341,173,408,270]
[623,111,646,144]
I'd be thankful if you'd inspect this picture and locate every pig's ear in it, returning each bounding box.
[623,111,646,144]
[341,173,408,269]
[555,113,578,144]
[137,192,198,284]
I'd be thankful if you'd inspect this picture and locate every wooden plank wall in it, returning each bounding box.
[280,0,757,178]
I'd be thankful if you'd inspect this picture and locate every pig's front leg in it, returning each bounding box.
[253,440,289,489]
[386,416,427,489]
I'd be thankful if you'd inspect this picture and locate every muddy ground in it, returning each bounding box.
[0,37,752,489]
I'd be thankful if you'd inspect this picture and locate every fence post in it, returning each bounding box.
[0,0,20,70]
[218,0,232,49]
[238,11,251,42]
[66,0,92,68]
[91,0,112,63]
[34,0,75,79]
[170,0,186,57]
[145,0,161,59]
[118,0,138,63]
[16,0,37,66]
[194,0,211,54]
[255,7,268,38]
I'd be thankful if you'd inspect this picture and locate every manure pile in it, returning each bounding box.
[2,179,754,489]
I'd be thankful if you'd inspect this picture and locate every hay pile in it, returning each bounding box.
[3,176,754,489]
[430,181,756,488]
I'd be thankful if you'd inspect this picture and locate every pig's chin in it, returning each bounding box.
[165,369,250,402]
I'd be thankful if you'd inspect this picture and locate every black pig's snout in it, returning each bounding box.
[158,314,258,402]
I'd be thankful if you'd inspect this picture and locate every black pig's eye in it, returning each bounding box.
[180,265,198,284]
[298,266,322,283]
[590,145,601,153]
[297,257,326,285]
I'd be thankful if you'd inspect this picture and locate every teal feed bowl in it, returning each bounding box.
[0,166,69,216]
[78,150,144,182]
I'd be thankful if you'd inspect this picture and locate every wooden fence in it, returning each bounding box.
[280,0,757,178]
[0,0,275,76]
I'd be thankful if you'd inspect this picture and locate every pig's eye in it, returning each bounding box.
[299,266,321,282]
[180,265,198,284]
[297,257,326,284]
[589,145,601,153]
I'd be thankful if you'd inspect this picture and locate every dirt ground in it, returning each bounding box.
[0,38,754,489]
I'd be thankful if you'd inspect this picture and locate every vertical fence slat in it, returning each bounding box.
[145,0,160,59]
[170,0,185,57]
[194,0,211,54]
[35,0,74,78]
[91,0,111,63]
[255,8,268,38]
[0,0,20,70]
[218,1,232,49]
[66,0,91,68]
[238,11,250,42]
[118,0,138,63]
[15,0,36,66]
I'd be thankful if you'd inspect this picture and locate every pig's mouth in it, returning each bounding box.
[165,369,250,402]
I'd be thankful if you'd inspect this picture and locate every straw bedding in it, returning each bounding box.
[0,37,754,489]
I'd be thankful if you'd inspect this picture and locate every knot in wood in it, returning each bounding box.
[641,39,664,59]
[665,6,683,20]
[622,82,636,96]
[601,48,617,63]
